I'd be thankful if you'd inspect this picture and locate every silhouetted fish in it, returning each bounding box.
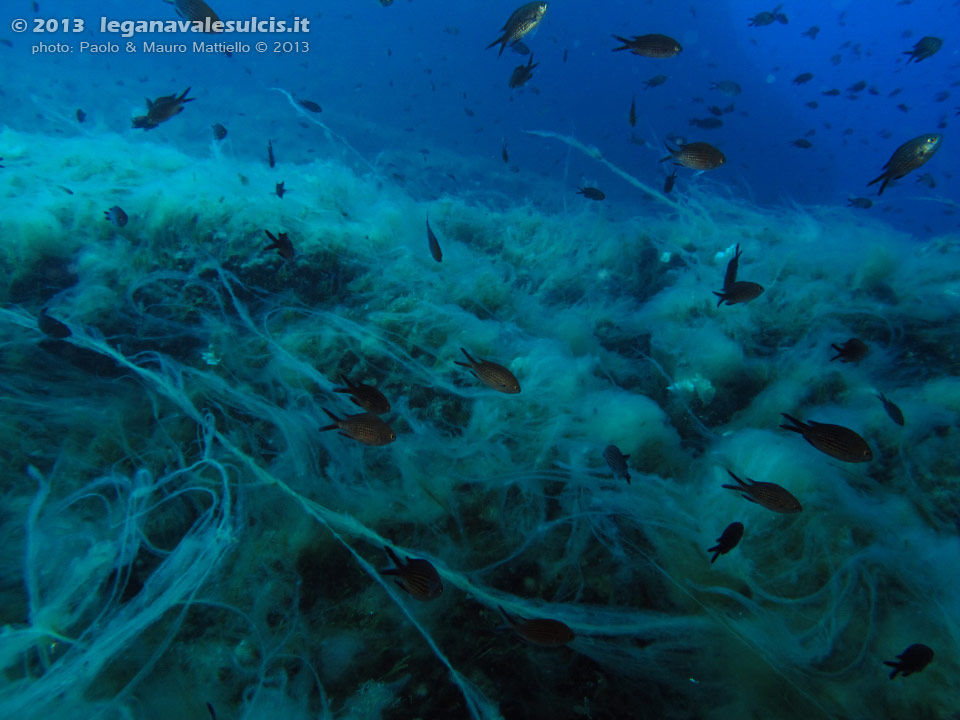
[211,122,227,140]
[334,375,391,414]
[612,34,682,58]
[297,99,323,113]
[602,445,630,484]
[877,393,904,426]
[721,470,802,513]
[131,87,194,130]
[708,522,744,563]
[104,205,128,227]
[499,606,574,646]
[903,36,942,63]
[455,348,520,393]
[780,413,872,462]
[426,215,442,262]
[884,644,933,678]
[263,230,294,260]
[576,186,605,200]
[380,546,443,600]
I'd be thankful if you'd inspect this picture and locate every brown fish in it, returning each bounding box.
[132,87,194,130]
[903,36,942,64]
[319,408,396,446]
[263,230,294,260]
[334,375,391,414]
[714,281,764,306]
[498,606,574,646]
[780,413,872,462]
[455,347,520,394]
[721,470,802,513]
[660,141,725,170]
[380,546,443,600]
[487,2,548,58]
[708,521,744,563]
[426,215,443,262]
[830,338,868,363]
[602,445,630,484]
[611,34,682,58]
[867,134,943,195]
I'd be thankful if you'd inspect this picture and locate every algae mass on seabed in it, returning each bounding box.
[1,113,958,720]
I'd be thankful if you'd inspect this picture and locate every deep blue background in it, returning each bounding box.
[6,0,959,235]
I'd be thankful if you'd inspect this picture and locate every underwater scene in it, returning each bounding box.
[2,0,960,718]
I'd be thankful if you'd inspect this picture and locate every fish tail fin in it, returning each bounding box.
[779,413,806,433]
[883,662,900,679]
[713,292,726,306]
[455,347,477,367]
[382,545,402,569]
[724,469,748,488]
[318,408,341,431]
[611,35,630,51]
[866,172,889,194]
[708,547,720,563]
[497,605,517,626]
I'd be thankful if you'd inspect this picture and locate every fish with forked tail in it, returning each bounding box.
[487,3,548,58]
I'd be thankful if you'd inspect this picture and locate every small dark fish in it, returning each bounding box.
[455,347,520,394]
[708,522,744,563]
[847,197,872,208]
[75,108,86,123]
[933,90,949,103]
[847,80,867,93]
[867,134,942,194]
[104,205,128,227]
[780,413,873,462]
[831,53,842,66]
[602,445,630,484]
[508,53,538,89]
[380,546,443,600]
[802,26,819,39]
[206,701,216,720]
[275,181,287,199]
[426,215,443,262]
[131,87,194,130]
[38,308,70,339]
[263,230,294,260]
[877,393,905,426]
[903,36,942,63]
[915,172,935,188]
[58,186,74,195]
[722,244,742,289]
[563,48,568,62]
[714,281,764,306]
[830,338,868,363]
[805,101,819,108]
[0,39,12,48]
[747,4,782,27]
[793,73,813,85]
[722,470,802,513]
[822,88,841,96]
[319,408,396,446]
[664,168,678,194]
[661,141,726,170]
[211,122,227,140]
[32,1,38,12]
[611,34,682,58]
[267,139,275,168]
[334,375,391,414]
[791,138,813,148]
[498,606,574,647]
[884,644,933,678]
[689,117,723,129]
[501,139,509,163]
[643,74,667,89]
[629,95,637,127]
[464,107,475,117]
[710,80,742,96]
[708,105,724,116]
[487,2,548,58]
[775,11,788,23]
[297,98,322,113]
[576,186,605,201]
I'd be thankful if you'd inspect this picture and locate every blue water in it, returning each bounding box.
[1,1,959,719]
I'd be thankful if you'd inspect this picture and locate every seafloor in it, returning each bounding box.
[1,117,958,720]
